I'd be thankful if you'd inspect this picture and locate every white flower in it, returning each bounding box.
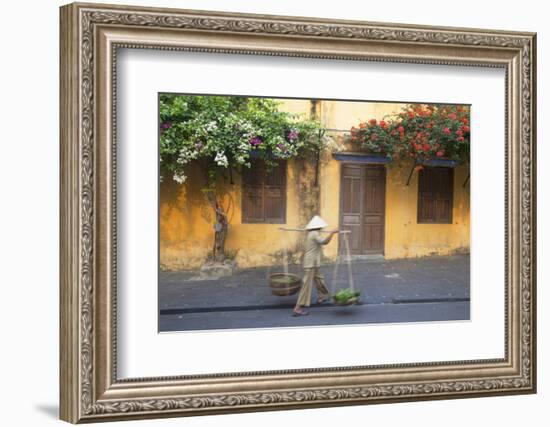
[234,154,247,164]
[205,121,218,131]
[237,120,255,138]
[238,140,251,155]
[176,145,198,164]
[273,135,285,145]
[173,171,187,184]
[215,151,229,168]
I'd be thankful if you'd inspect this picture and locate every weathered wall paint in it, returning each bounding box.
[160,160,304,270]
[384,161,470,259]
[159,99,470,271]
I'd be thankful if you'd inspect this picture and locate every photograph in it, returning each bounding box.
[158,94,471,332]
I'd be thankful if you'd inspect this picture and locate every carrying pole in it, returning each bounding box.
[278,227,350,234]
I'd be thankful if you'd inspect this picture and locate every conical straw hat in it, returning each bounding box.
[305,215,328,230]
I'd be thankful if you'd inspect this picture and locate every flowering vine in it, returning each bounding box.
[350,104,470,164]
[160,95,323,185]
[159,94,324,262]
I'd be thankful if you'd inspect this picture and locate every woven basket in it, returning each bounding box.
[269,273,302,296]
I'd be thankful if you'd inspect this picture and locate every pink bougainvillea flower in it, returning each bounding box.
[368,118,377,126]
[463,125,470,132]
[160,121,172,134]
[379,120,387,129]
[448,113,457,120]
[287,130,299,141]
[436,150,445,157]
[249,136,263,146]
[443,127,451,135]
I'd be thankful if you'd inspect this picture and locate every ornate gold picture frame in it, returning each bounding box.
[60,2,536,423]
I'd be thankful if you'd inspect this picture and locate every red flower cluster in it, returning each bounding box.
[349,103,470,162]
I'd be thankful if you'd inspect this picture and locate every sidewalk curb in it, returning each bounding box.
[160,298,471,315]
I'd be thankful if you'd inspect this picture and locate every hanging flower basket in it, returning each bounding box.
[269,273,302,296]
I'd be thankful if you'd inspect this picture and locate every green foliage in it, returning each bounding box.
[159,94,323,185]
[350,104,470,163]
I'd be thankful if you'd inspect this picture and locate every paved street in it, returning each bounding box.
[159,254,470,332]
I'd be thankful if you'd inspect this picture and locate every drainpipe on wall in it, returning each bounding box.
[310,100,321,187]
[314,129,325,187]
[310,99,320,119]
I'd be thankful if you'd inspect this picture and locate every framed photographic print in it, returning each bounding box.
[59,2,537,423]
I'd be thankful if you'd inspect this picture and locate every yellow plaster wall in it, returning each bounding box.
[318,149,341,260]
[317,159,470,261]
[384,162,470,259]
[160,160,304,270]
[159,99,470,271]
[319,100,403,131]
[160,99,315,270]
[318,101,403,260]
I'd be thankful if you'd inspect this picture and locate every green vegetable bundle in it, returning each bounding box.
[333,288,361,304]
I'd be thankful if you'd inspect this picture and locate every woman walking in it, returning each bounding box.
[293,215,338,316]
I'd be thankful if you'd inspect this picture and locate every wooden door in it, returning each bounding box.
[340,164,386,255]
[340,165,363,254]
[363,166,386,254]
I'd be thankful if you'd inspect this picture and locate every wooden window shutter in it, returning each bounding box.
[242,159,287,223]
[242,160,265,223]
[434,167,453,223]
[264,160,287,223]
[418,166,453,224]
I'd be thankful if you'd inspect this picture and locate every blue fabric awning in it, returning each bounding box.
[332,153,392,164]
[418,158,460,168]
